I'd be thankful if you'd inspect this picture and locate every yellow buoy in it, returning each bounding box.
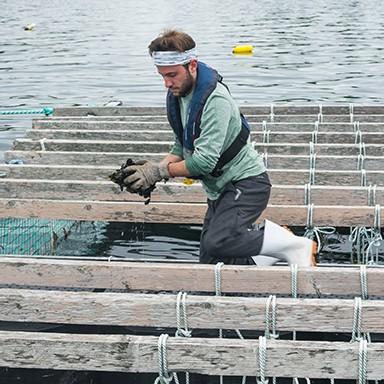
[232,44,253,54]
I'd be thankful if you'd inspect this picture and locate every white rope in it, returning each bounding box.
[311,130,318,144]
[358,339,368,384]
[355,129,362,144]
[263,129,271,144]
[350,103,354,123]
[357,154,365,171]
[262,120,267,132]
[314,121,319,132]
[305,225,336,253]
[265,295,279,340]
[360,265,368,300]
[359,142,366,157]
[317,112,323,123]
[291,264,298,299]
[304,183,311,205]
[175,292,191,338]
[367,184,377,206]
[309,168,315,185]
[309,141,315,155]
[257,336,268,384]
[175,292,191,384]
[374,204,381,230]
[353,121,360,132]
[351,297,362,342]
[270,104,274,122]
[319,104,323,115]
[154,334,174,384]
[309,152,316,170]
[262,152,269,169]
[360,169,367,187]
[39,138,47,151]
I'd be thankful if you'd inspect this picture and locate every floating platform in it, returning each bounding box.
[0,105,384,382]
[1,105,384,227]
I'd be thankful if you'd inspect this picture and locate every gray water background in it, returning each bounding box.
[1,0,384,261]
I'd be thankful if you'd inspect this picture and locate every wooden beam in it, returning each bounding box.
[0,288,383,333]
[52,105,384,116]
[0,331,382,378]
[32,120,384,132]
[0,180,383,205]
[0,200,382,225]
[4,151,384,170]
[11,139,384,156]
[26,129,384,144]
[2,164,384,186]
[0,258,383,296]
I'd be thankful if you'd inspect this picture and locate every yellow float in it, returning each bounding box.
[232,45,253,54]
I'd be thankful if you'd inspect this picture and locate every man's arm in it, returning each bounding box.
[160,154,191,177]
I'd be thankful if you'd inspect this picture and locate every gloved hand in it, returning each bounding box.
[123,161,170,193]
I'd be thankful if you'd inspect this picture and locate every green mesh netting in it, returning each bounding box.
[0,218,76,255]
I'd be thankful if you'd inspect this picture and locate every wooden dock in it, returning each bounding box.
[0,257,383,381]
[1,105,384,381]
[1,105,384,226]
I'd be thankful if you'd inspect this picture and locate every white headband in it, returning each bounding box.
[151,48,197,66]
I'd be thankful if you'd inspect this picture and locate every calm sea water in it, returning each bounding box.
[1,0,384,261]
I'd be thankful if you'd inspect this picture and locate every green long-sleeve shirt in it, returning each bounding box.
[169,82,266,200]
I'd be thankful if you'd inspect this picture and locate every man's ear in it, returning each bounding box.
[189,59,198,75]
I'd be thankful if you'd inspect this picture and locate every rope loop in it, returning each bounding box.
[311,130,318,144]
[367,184,377,206]
[355,129,362,144]
[265,295,279,339]
[304,183,311,205]
[309,141,316,155]
[317,112,323,123]
[262,120,267,132]
[262,152,268,169]
[359,142,366,157]
[353,121,360,132]
[154,334,174,384]
[314,121,319,132]
[309,167,315,185]
[257,336,268,384]
[351,297,363,342]
[39,138,47,151]
[309,152,316,170]
[214,262,224,296]
[270,104,274,122]
[175,292,192,338]
[360,169,367,187]
[263,129,271,144]
[358,339,368,384]
[357,154,365,171]
[360,265,368,300]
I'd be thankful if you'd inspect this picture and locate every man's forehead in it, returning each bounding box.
[156,64,184,75]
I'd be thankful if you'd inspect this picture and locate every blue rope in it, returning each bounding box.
[0,107,54,116]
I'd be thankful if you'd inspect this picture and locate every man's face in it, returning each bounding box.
[157,60,197,97]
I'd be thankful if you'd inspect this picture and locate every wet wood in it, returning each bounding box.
[0,199,382,225]
[26,128,384,144]
[32,119,384,132]
[11,139,384,156]
[1,288,384,332]
[0,179,383,206]
[0,331,382,378]
[1,257,384,296]
[5,151,384,171]
[1,164,384,186]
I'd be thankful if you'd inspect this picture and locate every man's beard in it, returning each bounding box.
[177,70,194,97]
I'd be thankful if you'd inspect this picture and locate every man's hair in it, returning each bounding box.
[148,30,196,55]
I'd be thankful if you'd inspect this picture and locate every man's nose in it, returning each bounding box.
[164,78,173,88]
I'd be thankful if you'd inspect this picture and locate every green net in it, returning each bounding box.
[0,218,76,255]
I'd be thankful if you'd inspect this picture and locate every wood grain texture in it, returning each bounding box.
[0,331,382,378]
[0,258,383,296]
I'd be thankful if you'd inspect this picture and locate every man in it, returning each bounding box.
[123,30,316,267]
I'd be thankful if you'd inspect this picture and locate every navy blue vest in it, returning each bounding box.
[166,61,250,176]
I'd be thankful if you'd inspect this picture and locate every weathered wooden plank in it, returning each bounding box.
[52,105,384,116]
[1,258,384,296]
[1,288,384,333]
[1,180,384,205]
[11,139,384,156]
[0,200,382,226]
[5,151,384,171]
[12,139,173,153]
[0,331,382,378]
[4,150,166,165]
[2,164,384,186]
[32,120,384,133]
[25,129,384,144]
